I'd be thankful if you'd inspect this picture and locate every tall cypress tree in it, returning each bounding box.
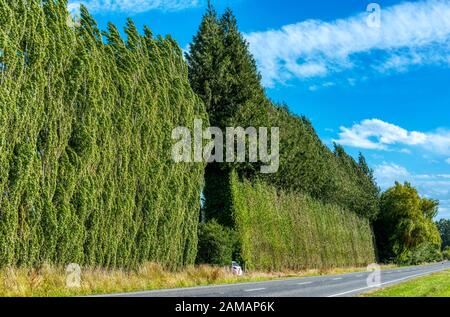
[187,3,270,226]
[186,2,225,127]
[186,3,231,226]
[218,8,268,128]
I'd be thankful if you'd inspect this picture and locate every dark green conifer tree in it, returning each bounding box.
[187,3,271,226]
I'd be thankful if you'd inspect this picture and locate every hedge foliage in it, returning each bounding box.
[230,172,376,271]
[0,0,206,268]
[196,220,239,266]
[443,247,450,261]
[405,243,443,265]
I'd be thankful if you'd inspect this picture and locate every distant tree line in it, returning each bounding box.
[437,219,450,249]
[437,219,450,260]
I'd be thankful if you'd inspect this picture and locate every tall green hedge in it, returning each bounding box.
[230,172,376,271]
[0,0,206,268]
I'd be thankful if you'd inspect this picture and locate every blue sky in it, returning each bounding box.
[69,0,450,219]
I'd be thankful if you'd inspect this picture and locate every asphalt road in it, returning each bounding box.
[108,261,450,297]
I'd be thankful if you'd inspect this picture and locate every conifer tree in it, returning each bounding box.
[187,3,270,226]
[186,2,224,127]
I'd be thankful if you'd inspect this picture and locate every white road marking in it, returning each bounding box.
[332,277,343,280]
[244,288,266,292]
[327,268,446,297]
[297,282,313,286]
[356,274,364,277]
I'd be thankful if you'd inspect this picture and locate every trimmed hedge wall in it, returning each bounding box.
[231,173,376,271]
[0,0,206,268]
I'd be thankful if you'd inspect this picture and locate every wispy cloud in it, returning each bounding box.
[446,158,450,164]
[374,162,450,219]
[374,46,450,74]
[334,119,450,156]
[400,148,412,154]
[308,81,335,91]
[331,119,449,218]
[374,162,411,188]
[245,0,450,87]
[334,119,427,150]
[68,0,200,14]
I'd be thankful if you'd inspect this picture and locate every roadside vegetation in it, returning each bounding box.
[188,4,444,271]
[364,270,450,297]
[230,174,375,271]
[374,183,442,265]
[0,0,447,296]
[189,3,382,270]
[0,262,396,297]
[437,219,450,250]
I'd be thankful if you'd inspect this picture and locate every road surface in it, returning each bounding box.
[107,261,450,297]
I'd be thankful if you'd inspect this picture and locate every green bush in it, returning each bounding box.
[374,182,442,264]
[196,220,236,266]
[401,243,443,265]
[442,247,450,261]
[230,172,376,271]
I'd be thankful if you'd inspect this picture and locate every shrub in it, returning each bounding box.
[401,243,443,265]
[196,220,235,266]
[442,247,450,261]
[374,182,442,264]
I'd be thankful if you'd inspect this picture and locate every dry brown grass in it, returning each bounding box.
[0,263,396,297]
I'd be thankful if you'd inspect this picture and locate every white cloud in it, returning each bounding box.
[245,0,450,87]
[446,158,450,164]
[308,81,335,91]
[400,148,412,154]
[375,46,450,74]
[334,119,428,150]
[374,162,411,188]
[374,162,450,219]
[68,0,200,14]
[334,119,450,156]
[424,129,450,156]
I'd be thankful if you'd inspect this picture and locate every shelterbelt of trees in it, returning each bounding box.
[0,0,206,268]
[0,1,444,270]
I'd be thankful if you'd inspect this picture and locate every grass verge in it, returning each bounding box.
[363,269,450,297]
[0,262,395,297]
